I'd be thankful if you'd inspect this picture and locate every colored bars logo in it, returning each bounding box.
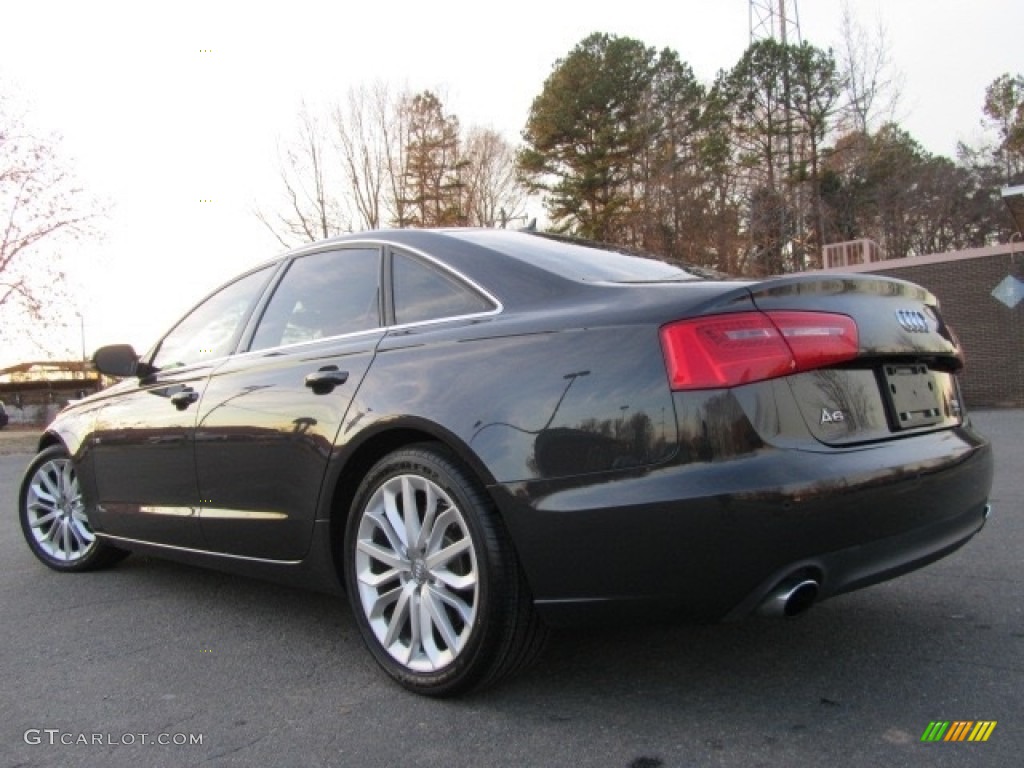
[921,721,997,742]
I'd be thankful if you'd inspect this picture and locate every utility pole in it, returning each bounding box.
[75,311,86,378]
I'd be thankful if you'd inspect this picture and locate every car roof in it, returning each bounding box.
[270,228,708,308]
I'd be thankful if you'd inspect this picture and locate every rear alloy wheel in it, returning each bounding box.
[19,445,127,572]
[345,444,545,696]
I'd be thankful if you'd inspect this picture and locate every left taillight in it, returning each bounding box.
[659,311,859,390]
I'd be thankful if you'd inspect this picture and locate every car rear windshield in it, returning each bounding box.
[450,230,699,283]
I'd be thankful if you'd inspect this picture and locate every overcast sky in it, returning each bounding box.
[1,0,1021,366]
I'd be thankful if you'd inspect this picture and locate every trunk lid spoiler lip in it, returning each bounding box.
[744,272,936,305]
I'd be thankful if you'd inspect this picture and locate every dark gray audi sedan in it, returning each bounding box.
[19,229,993,695]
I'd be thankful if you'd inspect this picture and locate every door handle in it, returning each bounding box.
[304,367,349,394]
[170,388,199,410]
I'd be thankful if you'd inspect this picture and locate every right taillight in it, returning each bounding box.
[660,311,859,390]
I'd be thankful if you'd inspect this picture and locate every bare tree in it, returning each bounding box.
[837,2,903,135]
[333,83,391,229]
[256,103,347,247]
[461,127,526,227]
[1,94,104,348]
[383,92,413,228]
[259,87,528,240]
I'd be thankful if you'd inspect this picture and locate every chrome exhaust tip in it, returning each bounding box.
[758,578,820,618]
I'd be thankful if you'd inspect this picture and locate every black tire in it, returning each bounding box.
[344,443,546,696]
[19,445,128,572]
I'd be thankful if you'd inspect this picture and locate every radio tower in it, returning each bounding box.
[749,0,802,46]
[748,0,806,271]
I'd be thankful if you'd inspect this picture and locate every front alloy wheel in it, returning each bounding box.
[345,444,546,696]
[20,445,127,572]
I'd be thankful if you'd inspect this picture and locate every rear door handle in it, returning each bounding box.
[304,367,349,393]
[170,388,199,410]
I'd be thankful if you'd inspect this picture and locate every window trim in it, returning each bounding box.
[146,239,506,369]
[230,240,503,359]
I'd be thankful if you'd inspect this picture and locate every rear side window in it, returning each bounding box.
[250,248,380,351]
[392,251,494,325]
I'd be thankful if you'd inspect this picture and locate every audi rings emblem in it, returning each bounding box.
[896,309,929,333]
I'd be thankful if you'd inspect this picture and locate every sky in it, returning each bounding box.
[1,0,1021,367]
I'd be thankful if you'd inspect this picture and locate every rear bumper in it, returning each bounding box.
[723,500,989,621]
[492,425,994,627]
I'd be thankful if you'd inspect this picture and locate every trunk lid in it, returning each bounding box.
[745,274,964,446]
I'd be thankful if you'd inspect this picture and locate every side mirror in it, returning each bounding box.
[93,344,145,378]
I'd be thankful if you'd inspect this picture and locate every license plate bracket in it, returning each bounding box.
[883,364,943,430]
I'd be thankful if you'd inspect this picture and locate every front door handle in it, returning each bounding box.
[170,388,199,410]
[304,367,349,394]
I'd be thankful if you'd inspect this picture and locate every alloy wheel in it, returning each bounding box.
[24,457,97,563]
[353,473,479,672]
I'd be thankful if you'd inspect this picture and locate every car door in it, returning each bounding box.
[194,246,384,560]
[89,265,277,548]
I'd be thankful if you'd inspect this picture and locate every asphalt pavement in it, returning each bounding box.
[1,411,1020,768]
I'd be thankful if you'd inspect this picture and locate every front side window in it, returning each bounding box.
[250,248,380,351]
[151,266,273,371]
[392,250,494,325]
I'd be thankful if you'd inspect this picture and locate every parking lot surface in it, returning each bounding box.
[1,411,1020,767]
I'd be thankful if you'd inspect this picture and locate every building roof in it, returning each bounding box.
[0,360,94,382]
